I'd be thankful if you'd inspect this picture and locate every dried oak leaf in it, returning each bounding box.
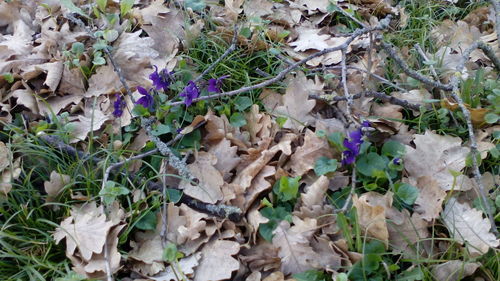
[273,71,319,130]
[150,252,201,281]
[387,209,429,252]
[53,202,115,261]
[129,230,165,275]
[209,138,241,181]
[432,260,480,281]
[194,240,240,281]
[300,175,329,208]
[44,171,71,202]
[287,129,333,177]
[272,217,339,275]
[68,108,110,143]
[413,176,446,221]
[178,152,224,204]
[353,192,392,246]
[403,130,473,191]
[442,197,499,256]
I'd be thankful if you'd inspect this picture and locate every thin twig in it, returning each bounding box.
[381,42,453,91]
[309,91,424,111]
[489,0,500,46]
[414,43,440,81]
[449,41,499,236]
[340,49,354,123]
[192,24,239,84]
[309,65,407,91]
[167,16,392,107]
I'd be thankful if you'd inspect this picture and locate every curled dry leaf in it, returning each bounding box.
[300,175,329,208]
[352,192,392,246]
[209,138,241,181]
[129,230,165,275]
[404,130,473,191]
[387,209,429,253]
[442,197,499,256]
[44,171,71,202]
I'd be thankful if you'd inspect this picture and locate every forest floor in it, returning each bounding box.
[0,0,499,280]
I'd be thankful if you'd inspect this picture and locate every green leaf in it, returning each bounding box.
[275,176,300,202]
[234,96,253,111]
[166,188,182,203]
[395,183,419,205]
[397,267,424,281]
[381,140,406,158]
[120,0,134,16]
[103,29,119,42]
[60,0,90,18]
[327,132,346,151]
[92,56,106,65]
[276,116,287,127]
[293,269,330,281]
[2,73,14,83]
[135,211,157,230]
[162,242,183,262]
[356,152,388,177]
[314,157,338,176]
[99,181,129,205]
[151,124,172,136]
[259,220,277,241]
[240,27,252,38]
[230,112,247,127]
[71,42,85,55]
[485,113,499,124]
[184,0,206,11]
[132,105,150,116]
[96,0,107,11]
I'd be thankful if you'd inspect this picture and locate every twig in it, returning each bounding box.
[490,0,500,46]
[382,41,500,91]
[309,91,424,111]
[167,15,392,107]
[381,42,453,91]
[449,41,498,236]
[192,24,239,84]
[340,49,354,122]
[309,65,407,91]
[414,43,440,81]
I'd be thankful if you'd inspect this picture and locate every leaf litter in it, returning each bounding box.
[0,0,498,280]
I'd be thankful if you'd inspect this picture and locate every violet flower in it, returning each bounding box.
[341,121,371,166]
[149,66,173,92]
[179,81,200,107]
[393,158,401,165]
[136,86,154,109]
[207,75,229,93]
[113,94,125,117]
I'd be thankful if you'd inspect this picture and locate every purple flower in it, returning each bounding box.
[179,81,200,107]
[341,122,371,166]
[207,75,229,93]
[149,66,173,92]
[393,158,401,165]
[136,86,154,109]
[113,94,125,117]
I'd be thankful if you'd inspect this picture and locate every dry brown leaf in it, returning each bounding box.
[352,192,392,246]
[0,157,21,196]
[151,252,201,281]
[179,152,224,204]
[129,231,165,275]
[243,0,274,18]
[442,197,499,256]
[432,260,480,281]
[273,72,319,130]
[387,209,429,252]
[44,171,70,202]
[404,130,473,191]
[243,165,275,211]
[288,129,333,177]
[69,108,110,142]
[209,138,241,181]
[413,176,447,221]
[85,65,122,98]
[289,27,331,52]
[194,240,240,281]
[300,175,329,208]
[0,141,10,172]
[53,202,115,261]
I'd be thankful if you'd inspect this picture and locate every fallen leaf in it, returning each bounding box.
[287,129,333,177]
[404,130,473,191]
[209,138,241,181]
[413,176,447,221]
[44,171,71,202]
[387,209,429,252]
[432,260,480,281]
[151,252,201,281]
[442,197,499,256]
[194,240,240,281]
[352,192,392,246]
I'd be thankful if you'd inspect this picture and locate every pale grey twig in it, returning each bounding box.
[449,41,498,236]
[309,91,424,111]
